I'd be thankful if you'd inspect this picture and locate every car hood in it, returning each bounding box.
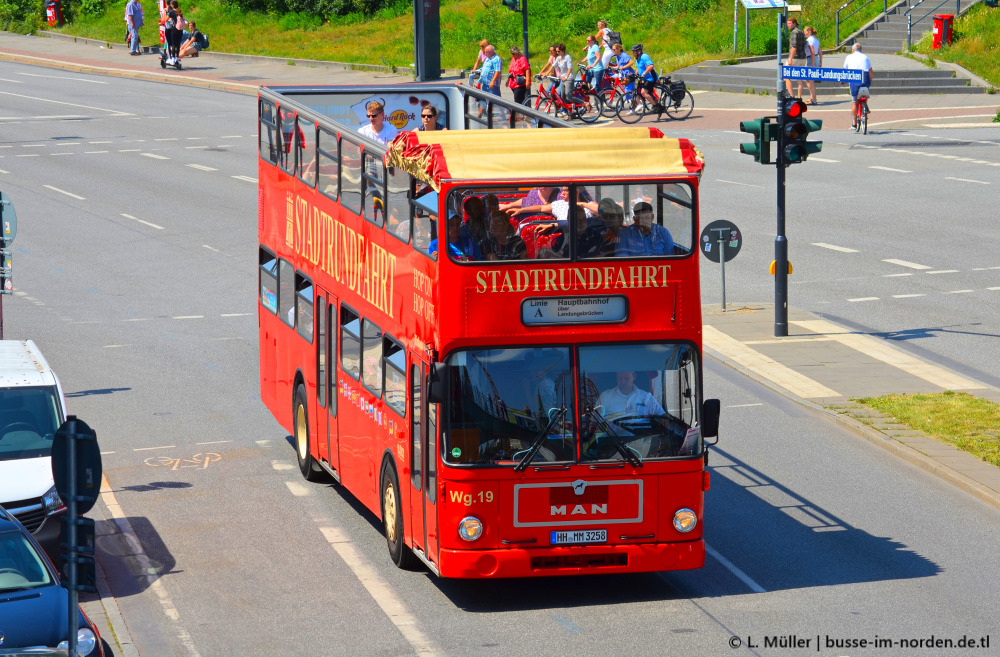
[0,583,72,649]
[0,456,53,503]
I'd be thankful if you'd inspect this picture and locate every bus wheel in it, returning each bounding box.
[294,385,322,482]
[381,464,418,570]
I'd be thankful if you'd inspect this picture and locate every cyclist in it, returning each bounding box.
[608,43,637,106]
[843,43,873,130]
[631,44,662,113]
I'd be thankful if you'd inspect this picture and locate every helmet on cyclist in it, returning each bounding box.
[630,43,643,52]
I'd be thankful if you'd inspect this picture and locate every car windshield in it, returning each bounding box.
[440,343,702,466]
[0,386,62,461]
[0,529,54,592]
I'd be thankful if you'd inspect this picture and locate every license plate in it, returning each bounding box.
[550,529,607,545]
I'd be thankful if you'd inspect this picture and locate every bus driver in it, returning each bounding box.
[598,371,665,419]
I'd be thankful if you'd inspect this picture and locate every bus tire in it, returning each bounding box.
[381,462,418,570]
[293,384,322,482]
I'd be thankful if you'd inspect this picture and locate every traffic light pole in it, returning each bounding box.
[774,12,788,337]
[521,0,529,60]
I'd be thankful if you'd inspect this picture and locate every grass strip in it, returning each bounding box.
[855,391,1000,468]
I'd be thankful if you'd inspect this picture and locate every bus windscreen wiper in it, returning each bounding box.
[515,407,566,472]
[584,406,642,466]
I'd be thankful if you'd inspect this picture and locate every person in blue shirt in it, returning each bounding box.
[617,202,674,256]
[609,44,636,99]
[580,34,605,91]
[631,44,661,112]
[428,213,479,261]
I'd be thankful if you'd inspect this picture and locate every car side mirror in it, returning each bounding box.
[701,398,720,438]
[427,363,450,405]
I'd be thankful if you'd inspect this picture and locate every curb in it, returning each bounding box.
[704,345,1000,512]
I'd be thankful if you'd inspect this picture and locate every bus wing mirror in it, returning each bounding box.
[427,363,450,405]
[701,399,720,438]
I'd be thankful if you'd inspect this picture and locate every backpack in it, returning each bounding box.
[606,30,622,48]
[198,32,209,49]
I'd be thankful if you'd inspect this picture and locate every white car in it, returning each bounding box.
[0,339,69,563]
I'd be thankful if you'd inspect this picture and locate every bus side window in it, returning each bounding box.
[259,98,278,165]
[340,305,361,380]
[278,259,295,328]
[259,247,278,314]
[340,139,363,215]
[278,106,295,174]
[363,152,386,228]
[383,337,406,416]
[386,167,410,244]
[317,296,326,409]
[361,319,383,397]
[295,273,313,343]
[410,364,421,490]
[297,116,316,188]
[317,128,339,200]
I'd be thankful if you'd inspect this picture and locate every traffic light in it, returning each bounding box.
[501,0,520,10]
[739,118,776,165]
[780,97,822,165]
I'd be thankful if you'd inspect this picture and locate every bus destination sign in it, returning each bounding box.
[521,295,628,326]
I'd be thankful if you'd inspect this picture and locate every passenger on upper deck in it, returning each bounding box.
[459,196,488,260]
[500,187,557,216]
[428,213,476,261]
[358,100,398,145]
[597,198,625,257]
[511,186,598,226]
[617,202,674,256]
[483,211,527,260]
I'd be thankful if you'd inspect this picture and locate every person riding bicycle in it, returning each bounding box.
[608,44,637,99]
[631,44,663,113]
[843,43,873,131]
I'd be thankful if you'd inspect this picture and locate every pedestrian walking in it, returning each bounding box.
[804,26,822,104]
[507,46,531,105]
[785,17,807,98]
[125,0,144,55]
[470,39,490,86]
[478,45,503,97]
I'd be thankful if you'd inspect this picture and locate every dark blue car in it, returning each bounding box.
[0,506,105,656]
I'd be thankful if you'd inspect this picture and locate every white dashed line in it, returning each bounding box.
[892,294,925,298]
[155,138,179,141]
[717,179,761,188]
[811,243,858,253]
[285,481,310,497]
[706,543,767,593]
[185,146,209,149]
[883,259,931,270]
[172,315,204,320]
[43,185,86,199]
[0,169,8,174]
[51,153,73,156]
[133,445,176,451]
[926,270,959,275]
[945,177,989,185]
[118,149,141,152]
[16,154,39,157]
[884,273,913,277]
[142,153,170,160]
[848,297,879,302]
[220,313,251,317]
[232,175,257,183]
[221,135,243,138]
[988,287,1000,291]
[196,440,230,445]
[272,461,295,471]
[869,166,911,173]
[187,164,217,171]
[121,213,165,230]
[23,144,46,148]
[84,151,108,154]
[102,344,131,348]
[806,157,840,163]
[202,245,221,253]
[946,289,974,294]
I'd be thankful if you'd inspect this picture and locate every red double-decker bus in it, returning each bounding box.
[257,84,720,578]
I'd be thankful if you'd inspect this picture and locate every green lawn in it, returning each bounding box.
[914,4,1000,88]
[856,391,1000,468]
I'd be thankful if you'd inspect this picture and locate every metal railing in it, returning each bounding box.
[836,0,889,45]
[906,0,962,49]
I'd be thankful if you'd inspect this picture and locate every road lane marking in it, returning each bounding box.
[16,154,39,157]
[806,157,840,163]
[121,213,164,230]
[892,294,925,298]
[220,313,251,317]
[221,135,243,138]
[172,315,204,319]
[285,481,310,496]
[319,526,441,656]
[728,403,764,408]
[186,164,217,171]
[717,179,761,188]
[23,144,46,148]
[705,543,766,593]
[133,445,176,451]
[202,245,221,253]
[89,141,111,144]
[155,138,179,141]
[0,169,8,174]
[17,72,108,84]
[142,152,170,160]
[869,166,911,173]
[271,460,295,471]
[791,319,987,390]
[101,475,202,657]
[988,287,1000,291]
[84,151,108,154]
[0,77,23,83]
[884,273,913,277]
[702,325,839,399]
[232,175,257,183]
[883,258,931,270]
[848,297,879,302]
[926,269,959,274]
[811,242,858,253]
[0,92,133,117]
[43,185,85,199]
[118,149,141,152]
[946,289,974,294]
[185,145,209,149]
[945,177,989,184]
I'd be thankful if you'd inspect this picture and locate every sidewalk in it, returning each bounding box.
[704,303,1000,512]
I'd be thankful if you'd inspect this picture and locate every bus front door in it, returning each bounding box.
[315,290,339,474]
[409,358,439,565]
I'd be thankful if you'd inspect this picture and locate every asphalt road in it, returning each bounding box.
[2,61,999,657]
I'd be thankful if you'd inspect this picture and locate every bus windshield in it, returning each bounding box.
[441,343,702,467]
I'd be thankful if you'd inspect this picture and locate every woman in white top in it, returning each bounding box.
[553,43,574,96]
[804,26,822,105]
[596,20,614,69]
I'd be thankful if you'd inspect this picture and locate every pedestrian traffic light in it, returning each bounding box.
[501,0,520,10]
[780,97,822,165]
[739,117,776,165]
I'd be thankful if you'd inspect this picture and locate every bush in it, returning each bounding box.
[0,0,41,30]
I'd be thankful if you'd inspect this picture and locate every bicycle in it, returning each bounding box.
[853,86,870,134]
[652,75,694,120]
[522,75,602,124]
[595,68,634,119]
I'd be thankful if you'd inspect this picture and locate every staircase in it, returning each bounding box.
[672,61,984,95]
[853,0,979,53]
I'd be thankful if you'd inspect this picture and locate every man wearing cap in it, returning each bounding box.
[631,44,661,112]
[617,202,674,256]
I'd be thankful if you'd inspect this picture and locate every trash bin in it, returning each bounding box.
[932,14,954,49]
[44,0,62,27]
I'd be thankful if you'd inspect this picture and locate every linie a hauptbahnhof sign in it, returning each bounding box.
[782,66,865,83]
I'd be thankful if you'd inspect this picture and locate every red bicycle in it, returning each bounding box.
[522,75,602,124]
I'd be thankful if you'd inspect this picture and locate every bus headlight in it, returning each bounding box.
[458,516,483,542]
[672,508,697,533]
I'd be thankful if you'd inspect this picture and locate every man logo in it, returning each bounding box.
[572,479,587,495]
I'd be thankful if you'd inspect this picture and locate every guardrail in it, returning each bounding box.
[836,0,889,45]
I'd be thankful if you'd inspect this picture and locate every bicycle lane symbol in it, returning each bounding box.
[143,453,222,470]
